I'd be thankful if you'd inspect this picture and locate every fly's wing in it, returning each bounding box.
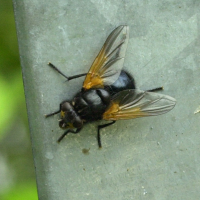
[103,89,176,120]
[83,25,129,90]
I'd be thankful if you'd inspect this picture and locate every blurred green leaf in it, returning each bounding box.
[0,73,25,138]
[0,181,38,200]
[0,0,37,199]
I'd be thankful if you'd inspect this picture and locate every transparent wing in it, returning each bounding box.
[103,89,176,120]
[83,25,129,90]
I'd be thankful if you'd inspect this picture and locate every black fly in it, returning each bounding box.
[46,26,176,148]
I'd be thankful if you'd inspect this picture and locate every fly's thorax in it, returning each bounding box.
[72,88,111,121]
[59,102,83,129]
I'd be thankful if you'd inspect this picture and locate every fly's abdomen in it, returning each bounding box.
[105,70,136,95]
[73,89,111,121]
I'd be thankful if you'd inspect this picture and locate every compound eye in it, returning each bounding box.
[73,117,83,128]
[59,120,74,129]
[61,102,72,112]
[59,120,67,129]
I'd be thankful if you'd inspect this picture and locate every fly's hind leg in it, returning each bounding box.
[97,121,116,148]
[48,62,87,81]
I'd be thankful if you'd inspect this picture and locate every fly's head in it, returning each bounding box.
[59,102,83,130]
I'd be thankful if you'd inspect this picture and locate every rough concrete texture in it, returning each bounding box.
[13,0,200,199]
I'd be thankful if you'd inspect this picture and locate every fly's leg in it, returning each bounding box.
[97,121,116,148]
[57,128,82,143]
[146,86,163,92]
[48,62,87,81]
[45,102,63,118]
[45,110,60,118]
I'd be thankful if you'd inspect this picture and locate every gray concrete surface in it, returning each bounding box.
[13,0,200,199]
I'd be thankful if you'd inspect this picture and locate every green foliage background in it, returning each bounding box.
[0,0,37,199]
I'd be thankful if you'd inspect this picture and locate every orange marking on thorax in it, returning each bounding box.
[61,110,65,118]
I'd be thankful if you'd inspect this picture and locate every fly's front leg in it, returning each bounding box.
[45,110,60,118]
[45,102,63,118]
[57,128,82,143]
[48,62,87,81]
